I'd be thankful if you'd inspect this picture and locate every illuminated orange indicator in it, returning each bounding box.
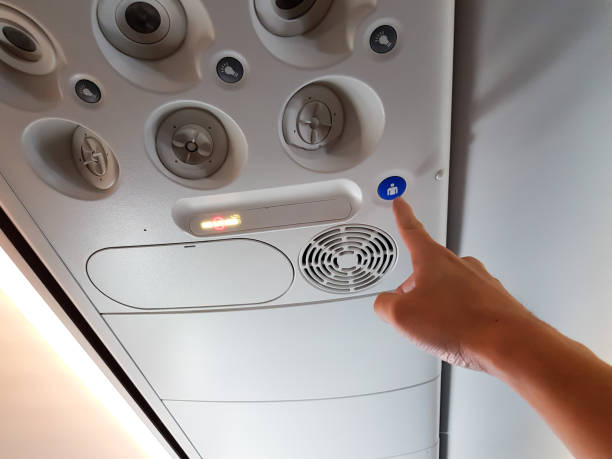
[200,214,242,231]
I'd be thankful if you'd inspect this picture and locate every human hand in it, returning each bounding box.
[374,198,537,372]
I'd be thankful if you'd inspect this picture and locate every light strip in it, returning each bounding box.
[200,214,242,231]
[0,248,171,459]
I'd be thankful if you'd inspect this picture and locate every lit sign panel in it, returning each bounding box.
[200,214,242,231]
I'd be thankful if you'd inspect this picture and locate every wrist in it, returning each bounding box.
[469,311,551,379]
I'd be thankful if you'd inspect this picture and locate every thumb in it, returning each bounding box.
[392,198,436,265]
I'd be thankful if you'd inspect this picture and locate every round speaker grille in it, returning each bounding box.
[300,224,397,294]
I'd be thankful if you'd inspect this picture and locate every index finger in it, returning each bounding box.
[392,198,437,266]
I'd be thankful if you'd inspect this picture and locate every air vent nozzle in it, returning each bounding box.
[0,5,57,75]
[254,0,332,37]
[282,83,344,152]
[71,126,119,191]
[155,107,229,180]
[300,224,397,294]
[97,0,186,60]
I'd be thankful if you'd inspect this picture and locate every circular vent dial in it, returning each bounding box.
[300,224,397,294]
[156,107,229,180]
[282,83,344,152]
[97,0,186,60]
[0,6,57,75]
[254,0,332,37]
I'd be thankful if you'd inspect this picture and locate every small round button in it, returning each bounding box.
[378,176,406,200]
[370,25,397,54]
[75,79,102,104]
[216,56,244,84]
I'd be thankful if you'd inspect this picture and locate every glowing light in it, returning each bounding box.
[0,248,171,459]
[200,214,242,231]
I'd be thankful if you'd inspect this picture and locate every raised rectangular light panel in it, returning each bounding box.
[0,0,454,457]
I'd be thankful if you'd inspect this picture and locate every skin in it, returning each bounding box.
[374,197,612,459]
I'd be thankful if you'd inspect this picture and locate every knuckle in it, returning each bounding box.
[462,256,485,269]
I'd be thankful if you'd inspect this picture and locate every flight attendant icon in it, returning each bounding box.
[378,176,406,200]
[387,183,399,197]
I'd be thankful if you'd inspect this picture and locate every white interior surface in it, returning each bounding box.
[87,239,294,309]
[165,379,439,459]
[447,1,612,458]
[0,290,150,459]
[0,0,453,313]
[0,177,200,459]
[105,297,439,401]
[387,450,438,459]
[0,1,454,457]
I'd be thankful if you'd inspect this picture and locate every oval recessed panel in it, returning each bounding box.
[87,239,294,309]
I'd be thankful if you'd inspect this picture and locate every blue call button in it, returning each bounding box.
[378,176,406,200]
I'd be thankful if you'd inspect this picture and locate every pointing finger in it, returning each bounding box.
[374,291,400,324]
[392,198,437,265]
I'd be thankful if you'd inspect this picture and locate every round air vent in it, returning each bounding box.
[273,0,317,19]
[97,0,186,60]
[155,107,229,179]
[1,23,41,61]
[282,83,344,152]
[300,224,397,294]
[0,5,57,75]
[71,126,119,190]
[254,0,332,37]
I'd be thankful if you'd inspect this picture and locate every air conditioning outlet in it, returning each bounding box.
[155,107,229,180]
[282,83,344,152]
[254,0,332,37]
[300,224,397,294]
[0,5,57,75]
[71,126,119,191]
[97,0,187,60]
[0,22,41,62]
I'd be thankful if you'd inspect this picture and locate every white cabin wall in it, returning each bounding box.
[446,1,612,458]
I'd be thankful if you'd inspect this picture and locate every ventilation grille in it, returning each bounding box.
[300,224,397,294]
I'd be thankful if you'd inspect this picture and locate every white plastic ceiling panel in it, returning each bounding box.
[88,239,294,308]
[0,0,454,457]
[105,297,439,401]
[0,0,454,313]
[164,379,440,459]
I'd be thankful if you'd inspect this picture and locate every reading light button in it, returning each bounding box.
[216,56,244,84]
[370,25,398,54]
[378,176,406,200]
[75,79,102,104]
